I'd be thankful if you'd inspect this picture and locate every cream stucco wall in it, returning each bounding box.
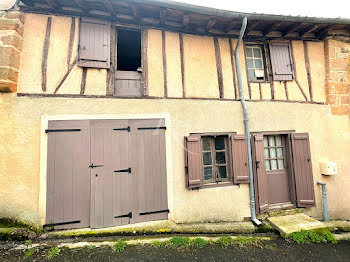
[2,13,348,227]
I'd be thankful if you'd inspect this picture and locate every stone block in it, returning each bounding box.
[1,34,23,50]
[0,80,17,92]
[329,58,349,71]
[0,19,23,36]
[330,105,349,115]
[4,12,26,24]
[341,95,349,104]
[0,46,20,69]
[0,67,18,82]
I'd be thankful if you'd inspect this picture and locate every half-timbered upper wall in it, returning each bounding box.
[17,13,326,104]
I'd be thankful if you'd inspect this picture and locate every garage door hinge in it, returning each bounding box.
[137,126,166,130]
[114,168,131,173]
[89,163,103,168]
[139,209,169,216]
[43,220,81,228]
[114,212,132,219]
[113,126,130,132]
[45,129,81,133]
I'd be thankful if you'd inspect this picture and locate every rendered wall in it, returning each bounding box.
[1,13,349,226]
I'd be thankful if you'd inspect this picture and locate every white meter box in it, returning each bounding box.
[320,162,338,175]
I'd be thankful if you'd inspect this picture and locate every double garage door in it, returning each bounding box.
[45,119,168,229]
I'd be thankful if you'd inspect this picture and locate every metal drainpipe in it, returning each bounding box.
[317,181,329,222]
[234,17,261,226]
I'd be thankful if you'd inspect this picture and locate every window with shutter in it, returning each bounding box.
[231,134,249,184]
[78,18,110,69]
[269,42,294,81]
[245,45,267,82]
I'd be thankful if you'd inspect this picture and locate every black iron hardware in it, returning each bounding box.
[45,129,81,133]
[89,163,103,169]
[137,126,166,130]
[114,212,132,219]
[43,220,81,228]
[256,161,260,169]
[113,126,130,132]
[114,168,131,173]
[139,209,169,216]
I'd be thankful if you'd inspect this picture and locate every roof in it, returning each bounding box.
[18,0,350,40]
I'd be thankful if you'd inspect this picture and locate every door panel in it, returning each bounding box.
[46,120,90,229]
[90,120,131,228]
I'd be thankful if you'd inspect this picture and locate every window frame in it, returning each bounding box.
[244,42,270,83]
[190,132,234,188]
[268,41,295,81]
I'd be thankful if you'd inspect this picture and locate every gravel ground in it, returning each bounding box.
[0,238,349,261]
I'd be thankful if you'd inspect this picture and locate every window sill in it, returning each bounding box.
[201,181,238,189]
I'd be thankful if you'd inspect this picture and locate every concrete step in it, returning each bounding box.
[267,213,330,238]
[257,207,303,220]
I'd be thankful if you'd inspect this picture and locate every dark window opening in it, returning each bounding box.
[117,29,141,71]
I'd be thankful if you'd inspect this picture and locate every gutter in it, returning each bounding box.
[234,17,261,226]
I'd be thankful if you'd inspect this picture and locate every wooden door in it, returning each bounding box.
[45,120,90,229]
[115,71,142,97]
[264,135,291,206]
[90,120,132,228]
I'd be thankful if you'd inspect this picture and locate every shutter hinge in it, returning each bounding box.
[89,163,103,169]
[137,126,166,130]
[45,129,81,133]
[114,168,131,173]
[114,212,132,219]
[113,126,130,132]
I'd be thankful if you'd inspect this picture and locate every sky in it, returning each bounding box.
[172,0,350,19]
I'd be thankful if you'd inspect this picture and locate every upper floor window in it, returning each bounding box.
[245,45,266,82]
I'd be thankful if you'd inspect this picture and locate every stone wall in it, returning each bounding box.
[0,11,25,92]
[325,39,350,115]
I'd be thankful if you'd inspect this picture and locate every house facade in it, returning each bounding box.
[0,0,349,229]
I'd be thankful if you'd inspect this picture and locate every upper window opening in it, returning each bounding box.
[117,29,141,71]
[245,45,266,82]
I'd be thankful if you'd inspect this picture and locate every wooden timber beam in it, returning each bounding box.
[225,19,238,33]
[182,15,190,28]
[103,0,115,13]
[245,21,259,34]
[282,23,305,36]
[74,0,90,13]
[263,21,283,36]
[131,4,139,17]
[160,9,167,25]
[44,0,59,8]
[20,0,35,7]
[206,18,216,31]
[300,25,319,37]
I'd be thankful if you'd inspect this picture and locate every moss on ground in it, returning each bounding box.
[289,230,337,244]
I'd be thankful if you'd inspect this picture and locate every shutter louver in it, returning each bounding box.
[252,134,269,213]
[231,134,249,184]
[78,19,110,69]
[291,133,316,207]
[184,136,202,189]
[269,42,294,81]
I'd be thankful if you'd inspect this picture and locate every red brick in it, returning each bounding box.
[1,34,23,50]
[341,95,349,105]
[4,12,26,24]
[0,19,24,36]
[330,105,349,115]
[326,94,338,105]
[0,46,21,69]
[329,58,349,71]
[0,81,17,92]
[0,67,18,83]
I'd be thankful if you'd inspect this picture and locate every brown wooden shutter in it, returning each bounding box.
[78,18,110,69]
[269,42,294,81]
[291,133,316,207]
[252,134,269,213]
[231,134,249,183]
[184,136,202,189]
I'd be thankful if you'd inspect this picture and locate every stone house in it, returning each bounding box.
[0,0,349,229]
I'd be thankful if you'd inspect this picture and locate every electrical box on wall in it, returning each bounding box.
[320,162,338,175]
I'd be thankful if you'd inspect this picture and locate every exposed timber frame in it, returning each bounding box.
[179,33,185,98]
[214,37,224,98]
[162,30,168,98]
[290,41,308,101]
[141,29,148,96]
[229,38,238,99]
[303,41,313,101]
[41,16,52,92]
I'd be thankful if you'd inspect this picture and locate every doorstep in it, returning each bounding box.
[40,220,256,239]
[267,213,331,238]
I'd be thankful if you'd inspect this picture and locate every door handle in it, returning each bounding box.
[256,161,260,169]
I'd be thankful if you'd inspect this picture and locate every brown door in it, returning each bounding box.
[263,135,291,207]
[90,120,132,228]
[45,120,90,229]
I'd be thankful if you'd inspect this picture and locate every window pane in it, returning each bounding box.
[263,136,268,147]
[268,136,275,146]
[254,59,263,69]
[202,138,211,151]
[277,148,283,158]
[246,58,254,68]
[204,167,213,180]
[216,152,226,164]
[276,135,282,146]
[215,137,225,150]
[248,69,255,80]
[253,48,262,58]
[264,148,269,158]
[270,148,277,158]
[278,159,284,169]
[203,152,212,165]
[217,166,227,178]
[265,160,270,170]
[271,160,277,170]
[245,47,253,57]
